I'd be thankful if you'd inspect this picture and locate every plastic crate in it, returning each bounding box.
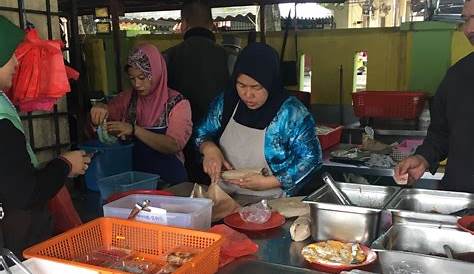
[103,194,212,230]
[352,91,426,119]
[79,140,133,191]
[317,125,343,150]
[97,171,159,201]
[23,217,223,274]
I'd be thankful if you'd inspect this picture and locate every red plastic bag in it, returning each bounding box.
[8,29,79,112]
[209,224,259,268]
[48,185,82,234]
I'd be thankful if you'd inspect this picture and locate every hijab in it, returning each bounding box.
[108,43,178,127]
[222,43,289,130]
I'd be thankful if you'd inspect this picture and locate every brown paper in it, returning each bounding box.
[190,183,240,222]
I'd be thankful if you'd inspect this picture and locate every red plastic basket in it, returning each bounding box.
[317,125,343,150]
[352,91,426,119]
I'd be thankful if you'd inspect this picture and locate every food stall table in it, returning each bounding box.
[322,144,444,181]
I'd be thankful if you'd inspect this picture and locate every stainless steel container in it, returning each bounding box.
[303,183,400,245]
[385,188,474,226]
[376,250,474,274]
[371,223,474,259]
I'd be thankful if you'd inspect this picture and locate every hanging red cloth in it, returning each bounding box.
[7,29,79,112]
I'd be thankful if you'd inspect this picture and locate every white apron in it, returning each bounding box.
[218,102,283,198]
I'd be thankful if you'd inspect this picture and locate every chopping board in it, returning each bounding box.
[268,196,310,218]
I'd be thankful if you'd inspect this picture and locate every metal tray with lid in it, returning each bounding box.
[371,223,474,260]
[303,182,400,245]
[385,188,474,226]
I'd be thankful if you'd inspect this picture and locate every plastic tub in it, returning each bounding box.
[317,125,343,150]
[97,171,159,201]
[103,194,213,229]
[79,140,133,191]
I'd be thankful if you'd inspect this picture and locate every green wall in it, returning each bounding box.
[404,22,457,95]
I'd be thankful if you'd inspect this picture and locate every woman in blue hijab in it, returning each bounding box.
[195,43,322,197]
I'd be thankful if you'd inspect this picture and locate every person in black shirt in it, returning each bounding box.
[0,16,90,257]
[164,0,229,183]
[394,0,474,193]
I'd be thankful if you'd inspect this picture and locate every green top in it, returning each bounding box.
[0,15,24,67]
[0,92,38,167]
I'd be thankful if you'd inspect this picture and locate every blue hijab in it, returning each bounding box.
[222,43,289,130]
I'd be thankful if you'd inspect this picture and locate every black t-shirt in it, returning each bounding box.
[416,52,474,193]
[0,119,69,257]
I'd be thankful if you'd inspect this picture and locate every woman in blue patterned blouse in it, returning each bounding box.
[194,43,322,197]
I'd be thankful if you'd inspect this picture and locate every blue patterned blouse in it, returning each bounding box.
[194,93,322,196]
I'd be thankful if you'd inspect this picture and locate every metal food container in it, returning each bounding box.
[371,223,474,259]
[385,188,474,226]
[303,182,400,245]
[376,250,474,274]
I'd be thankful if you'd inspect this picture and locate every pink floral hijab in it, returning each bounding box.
[108,43,178,127]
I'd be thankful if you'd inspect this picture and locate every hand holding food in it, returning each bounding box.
[394,155,429,185]
[90,103,109,126]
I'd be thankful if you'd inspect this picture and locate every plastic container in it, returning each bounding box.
[352,91,426,119]
[103,194,213,230]
[23,217,223,274]
[97,171,159,201]
[0,258,99,274]
[79,140,133,191]
[317,125,343,150]
[106,189,174,203]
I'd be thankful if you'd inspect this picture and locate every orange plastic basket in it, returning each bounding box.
[23,217,222,274]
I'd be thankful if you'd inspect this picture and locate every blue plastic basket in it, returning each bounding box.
[97,171,160,201]
[79,140,133,191]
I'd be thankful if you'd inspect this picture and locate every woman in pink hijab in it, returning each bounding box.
[90,43,192,184]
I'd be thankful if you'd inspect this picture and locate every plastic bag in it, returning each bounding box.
[48,185,82,234]
[75,247,132,267]
[156,247,202,274]
[190,183,240,222]
[209,224,259,268]
[238,200,271,224]
[8,29,79,112]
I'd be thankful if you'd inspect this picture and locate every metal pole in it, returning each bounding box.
[339,65,344,125]
[110,0,123,92]
[70,0,86,143]
[259,3,266,43]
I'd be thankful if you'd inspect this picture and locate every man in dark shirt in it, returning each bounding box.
[394,0,474,192]
[164,0,229,182]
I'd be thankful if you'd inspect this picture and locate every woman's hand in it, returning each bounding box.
[60,150,91,177]
[228,174,281,191]
[107,121,133,139]
[201,142,232,184]
[90,103,108,126]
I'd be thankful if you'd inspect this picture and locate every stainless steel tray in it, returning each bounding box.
[377,250,474,274]
[303,183,400,245]
[371,223,474,260]
[385,188,474,226]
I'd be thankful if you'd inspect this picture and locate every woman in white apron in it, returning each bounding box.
[195,43,322,198]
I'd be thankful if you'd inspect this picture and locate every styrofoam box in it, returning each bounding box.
[103,194,213,230]
[0,258,99,274]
